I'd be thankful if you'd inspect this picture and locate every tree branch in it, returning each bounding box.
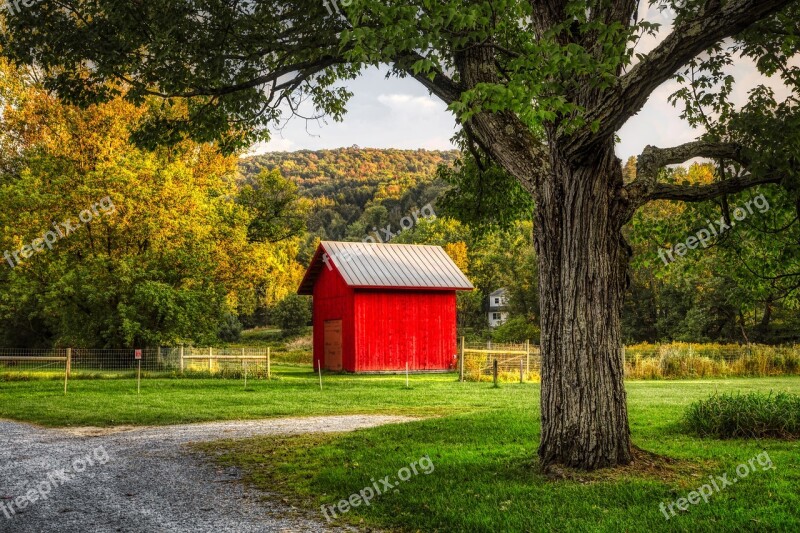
[624,140,781,206]
[636,140,750,181]
[648,172,781,202]
[394,52,462,105]
[567,0,794,155]
[456,44,547,194]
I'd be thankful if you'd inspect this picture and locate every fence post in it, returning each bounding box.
[525,340,530,376]
[493,359,498,387]
[520,359,524,383]
[64,348,71,395]
[267,347,271,380]
[459,337,465,382]
[65,348,72,378]
[157,346,163,365]
[209,346,213,373]
[180,345,185,374]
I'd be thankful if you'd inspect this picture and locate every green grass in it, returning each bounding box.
[685,392,800,439]
[195,377,799,532]
[238,327,284,344]
[2,371,798,531]
[0,366,527,426]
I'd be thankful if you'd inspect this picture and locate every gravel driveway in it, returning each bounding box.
[0,415,415,533]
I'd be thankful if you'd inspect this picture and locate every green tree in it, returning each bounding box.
[238,169,311,243]
[438,149,534,233]
[0,62,304,347]
[7,0,800,470]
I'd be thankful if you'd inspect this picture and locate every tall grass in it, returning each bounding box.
[684,392,800,439]
[625,342,800,380]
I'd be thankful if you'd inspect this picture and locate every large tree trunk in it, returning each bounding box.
[535,139,633,470]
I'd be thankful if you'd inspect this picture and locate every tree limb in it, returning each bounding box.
[624,141,781,206]
[567,0,794,155]
[394,52,462,105]
[648,172,782,201]
[636,141,750,181]
[456,44,547,195]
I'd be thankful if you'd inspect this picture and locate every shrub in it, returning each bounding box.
[217,313,243,343]
[271,295,312,336]
[491,316,539,343]
[684,392,800,439]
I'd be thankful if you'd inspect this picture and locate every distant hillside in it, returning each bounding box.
[239,147,459,242]
[239,147,459,198]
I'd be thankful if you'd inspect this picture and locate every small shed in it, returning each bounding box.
[297,241,473,372]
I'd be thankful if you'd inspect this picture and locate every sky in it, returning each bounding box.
[250,6,788,161]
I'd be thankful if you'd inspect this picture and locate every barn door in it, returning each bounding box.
[324,319,343,371]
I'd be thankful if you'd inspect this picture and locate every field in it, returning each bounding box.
[1,370,799,531]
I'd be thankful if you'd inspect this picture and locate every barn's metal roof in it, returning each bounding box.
[297,241,474,294]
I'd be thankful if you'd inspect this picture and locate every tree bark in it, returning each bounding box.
[535,138,633,470]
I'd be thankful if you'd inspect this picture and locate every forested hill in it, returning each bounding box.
[239,147,459,198]
[238,148,459,243]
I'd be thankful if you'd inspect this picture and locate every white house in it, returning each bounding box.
[488,288,509,328]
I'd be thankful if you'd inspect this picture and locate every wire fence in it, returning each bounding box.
[459,340,540,382]
[623,343,800,379]
[459,341,800,382]
[0,347,274,380]
[175,347,272,378]
[3,342,800,386]
[0,348,69,375]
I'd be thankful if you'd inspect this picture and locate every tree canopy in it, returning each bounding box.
[2,1,798,203]
[0,60,305,347]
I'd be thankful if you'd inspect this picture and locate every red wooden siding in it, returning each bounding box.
[312,260,355,371]
[353,289,457,371]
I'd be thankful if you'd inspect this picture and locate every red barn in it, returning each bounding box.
[298,241,473,372]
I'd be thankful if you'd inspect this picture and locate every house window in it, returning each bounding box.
[494,298,500,305]
[492,313,501,320]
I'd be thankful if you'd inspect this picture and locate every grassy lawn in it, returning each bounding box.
[2,371,798,531]
[1,366,529,426]
[191,376,798,533]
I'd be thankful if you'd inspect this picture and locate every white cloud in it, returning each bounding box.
[247,137,297,155]
[377,93,440,111]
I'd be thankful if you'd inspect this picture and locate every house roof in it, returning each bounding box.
[297,241,474,295]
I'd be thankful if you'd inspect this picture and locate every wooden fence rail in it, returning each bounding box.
[0,352,70,393]
[178,347,272,379]
[459,339,538,382]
